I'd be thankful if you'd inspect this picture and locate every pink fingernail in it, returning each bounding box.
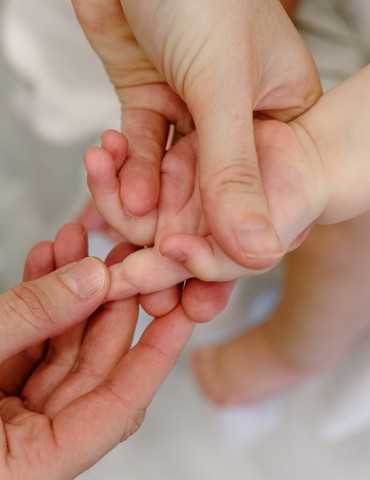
[60,257,106,298]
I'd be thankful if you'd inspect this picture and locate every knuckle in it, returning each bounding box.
[72,358,106,384]
[8,412,58,463]
[98,382,146,440]
[200,158,262,197]
[8,283,55,332]
[139,338,171,362]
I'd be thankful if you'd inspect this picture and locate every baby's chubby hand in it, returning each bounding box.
[85,121,330,304]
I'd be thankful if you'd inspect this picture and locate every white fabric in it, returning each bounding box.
[1,0,119,142]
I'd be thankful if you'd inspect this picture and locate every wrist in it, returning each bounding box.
[288,118,329,220]
[291,65,370,224]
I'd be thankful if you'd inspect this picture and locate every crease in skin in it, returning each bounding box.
[202,156,263,198]
[107,262,139,300]
[286,121,329,222]
[171,35,210,103]
[117,84,190,123]
[107,249,191,302]
[259,67,321,120]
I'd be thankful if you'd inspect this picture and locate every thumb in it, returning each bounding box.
[190,89,284,271]
[0,257,109,363]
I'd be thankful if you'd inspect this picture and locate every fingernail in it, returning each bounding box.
[162,249,188,263]
[59,257,106,298]
[237,221,283,260]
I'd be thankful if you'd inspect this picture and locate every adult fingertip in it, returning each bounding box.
[59,257,108,298]
[182,279,237,323]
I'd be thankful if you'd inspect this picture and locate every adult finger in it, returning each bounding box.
[191,81,284,270]
[0,257,109,365]
[182,278,237,323]
[40,238,141,416]
[22,224,91,411]
[53,304,194,478]
[44,295,139,418]
[0,241,56,396]
[139,285,181,319]
[23,241,55,282]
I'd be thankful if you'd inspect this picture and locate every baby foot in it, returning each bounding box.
[190,322,309,405]
[191,213,370,405]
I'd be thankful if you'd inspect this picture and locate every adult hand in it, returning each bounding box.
[0,223,194,479]
[73,0,321,269]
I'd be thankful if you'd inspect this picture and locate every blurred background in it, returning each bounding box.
[1,0,370,478]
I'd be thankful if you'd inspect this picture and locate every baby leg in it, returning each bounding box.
[191,212,370,405]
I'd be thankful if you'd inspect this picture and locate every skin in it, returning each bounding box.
[86,122,325,302]
[191,212,370,405]
[77,0,300,243]
[0,224,196,479]
[87,64,370,297]
[73,0,318,332]
[73,2,367,408]
[72,0,321,269]
[190,65,370,404]
[87,65,370,405]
